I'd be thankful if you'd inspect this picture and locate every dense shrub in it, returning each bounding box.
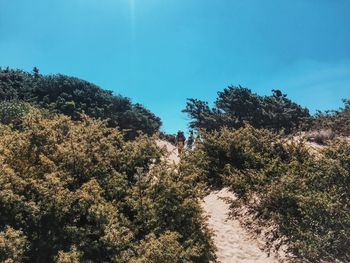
[0,101,31,128]
[309,99,350,136]
[183,86,309,133]
[186,126,350,262]
[0,226,28,262]
[0,109,214,262]
[0,67,161,138]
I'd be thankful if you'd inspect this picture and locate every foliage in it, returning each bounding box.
[0,109,214,262]
[183,86,309,133]
[55,246,81,263]
[130,232,189,263]
[159,132,176,145]
[186,126,350,262]
[310,99,350,136]
[0,226,28,263]
[0,101,31,128]
[0,67,161,139]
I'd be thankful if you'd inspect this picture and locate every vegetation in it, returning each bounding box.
[0,104,215,262]
[310,99,350,136]
[0,100,31,128]
[183,86,309,133]
[159,132,176,145]
[182,85,350,262]
[184,125,350,262]
[1,67,349,262]
[0,67,161,139]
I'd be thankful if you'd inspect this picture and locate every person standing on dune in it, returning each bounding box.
[187,130,194,150]
[195,132,202,149]
[176,131,186,155]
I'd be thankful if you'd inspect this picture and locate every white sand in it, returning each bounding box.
[202,189,277,263]
[157,140,279,263]
[156,140,179,164]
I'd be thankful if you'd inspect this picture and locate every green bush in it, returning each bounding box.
[308,99,350,136]
[0,226,28,263]
[0,110,214,262]
[187,125,350,262]
[0,101,31,128]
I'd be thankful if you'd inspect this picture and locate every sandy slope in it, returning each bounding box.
[157,140,278,263]
[156,140,179,164]
[202,189,277,263]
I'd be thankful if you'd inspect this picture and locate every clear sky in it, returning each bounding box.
[1,0,349,133]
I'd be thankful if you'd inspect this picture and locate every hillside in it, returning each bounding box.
[0,76,349,262]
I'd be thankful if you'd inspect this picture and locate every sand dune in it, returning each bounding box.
[156,140,179,164]
[202,189,277,263]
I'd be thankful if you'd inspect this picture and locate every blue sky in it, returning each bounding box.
[1,0,349,133]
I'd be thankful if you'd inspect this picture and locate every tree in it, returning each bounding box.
[182,99,215,129]
[32,67,40,79]
[0,68,162,138]
[183,86,309,133]
[215,86,263,127]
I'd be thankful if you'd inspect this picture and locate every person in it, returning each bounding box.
[176,130,186,155]
[187,130,194,150]
[195,133,201,149]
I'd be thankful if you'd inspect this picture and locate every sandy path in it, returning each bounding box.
[157,140,277,263]
[202,189,277,263]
